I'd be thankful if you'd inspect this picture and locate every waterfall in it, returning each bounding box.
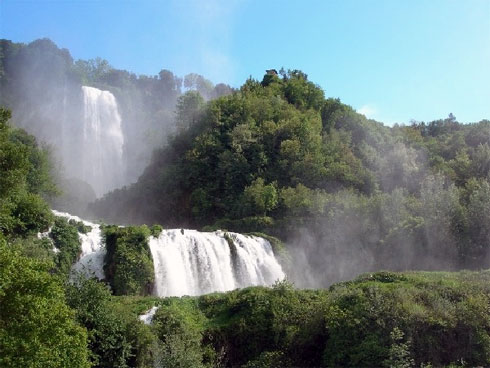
[149,230,285,297]
[78,86,125,197]
[51,211,285,297]
[139,306,159,325]
[53,210,106,279]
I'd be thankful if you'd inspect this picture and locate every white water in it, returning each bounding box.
[53,210,106,279]
[50,211,285,296]
[78,86,125,197]
[139,306,159,325]
[149,230,285,297]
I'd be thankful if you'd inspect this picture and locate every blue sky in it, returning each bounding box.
[1,0,489,125]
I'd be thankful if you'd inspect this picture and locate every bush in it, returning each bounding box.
[67,277,155,368]
[152,299,207,368]
[50,216,81,276]
[103,225,154,295]
[324,271,490,367]
[69,218,92,234]
[10,192,54,236]
[149,224,163,237]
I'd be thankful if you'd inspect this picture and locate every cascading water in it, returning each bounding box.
[53,210,106,279]
[149,230,285,297]
[139,306,159,325]
[50,211,285,296]
[78,86,125,197]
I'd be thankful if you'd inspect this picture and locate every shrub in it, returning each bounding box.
[103,225,154,295]
[50,216,81,276]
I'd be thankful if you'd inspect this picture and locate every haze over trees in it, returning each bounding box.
[0,38,233,211]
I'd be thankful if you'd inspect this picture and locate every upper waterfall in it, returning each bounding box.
[79,86,125,197]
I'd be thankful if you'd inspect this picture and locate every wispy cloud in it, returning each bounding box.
[171,0,243,84]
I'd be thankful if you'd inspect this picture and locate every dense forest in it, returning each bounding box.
[1,38,490,367]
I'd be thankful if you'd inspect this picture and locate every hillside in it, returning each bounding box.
[91,70,490,286]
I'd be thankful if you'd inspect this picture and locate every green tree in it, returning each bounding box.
[184,73,214,99]
[0,242,90,368]
[152,300,206,368]
[67,277,136,368]
[0,108,55,238]
[383,328,415,368]
[175,90,205,131]
[243,178,278,216]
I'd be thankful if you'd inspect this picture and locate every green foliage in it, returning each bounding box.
[3,227,490,368]
[243,178,278,216]
[69,218,92,234]
[9,192,53,236]
[282,69,325,111]
[199,285,328,367]
[141,271,490,367]
[242,351,291,368]
[0,107,56,239]
[184,73,214,99]
[383,327,415,368]
[149,224,163,237]
[90,69,364,231]
[59,271,490,367]
[50,216,81,276]
[67,277,155,368]
[103,225,154,295]
[89,70,490,278]
[73,57,112,85]
[324,271,490,367]
[152,299,208,368]
[8,127,58,197]
[0,242,90,368]
[176,90,205,131]
[0,109,29,198]
[213,215,275,233]
[9,235,55,262]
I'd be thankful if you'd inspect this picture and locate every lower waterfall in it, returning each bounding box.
[149,230,285,297]
[54,211,285,296]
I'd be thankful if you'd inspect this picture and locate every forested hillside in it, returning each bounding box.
[92,70,490,285]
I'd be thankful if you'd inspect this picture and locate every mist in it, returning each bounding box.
[0,38,232,215]
[285,120,490,288]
